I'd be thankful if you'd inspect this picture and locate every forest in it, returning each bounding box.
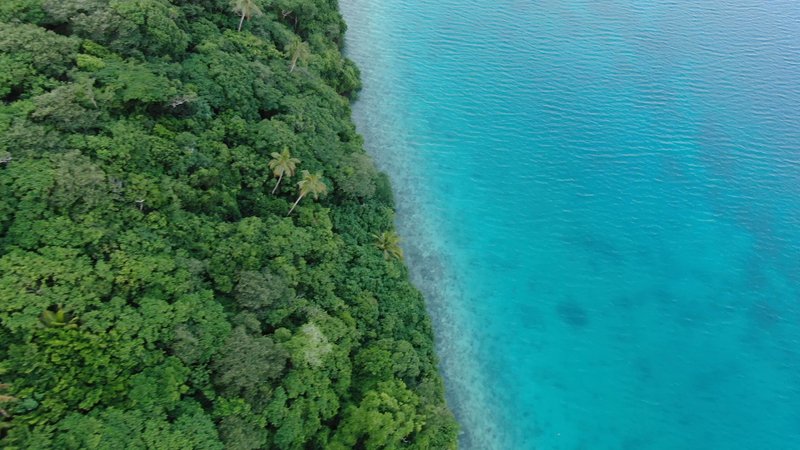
[0,0,458,448]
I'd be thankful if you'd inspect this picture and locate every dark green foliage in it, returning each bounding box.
[0,0,457,448]
[213,326,288,400]
[0,22,79,99]
[336,152,378,199]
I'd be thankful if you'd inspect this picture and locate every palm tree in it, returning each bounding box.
[0,382,15,419]
[288,170,327,215]
[232,0,263,32]
[286,38,310,73]
[40,306,77,329]
[374,231,403,260]
[268,148,300,194]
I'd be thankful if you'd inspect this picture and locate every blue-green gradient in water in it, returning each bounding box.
[340,0,800,448]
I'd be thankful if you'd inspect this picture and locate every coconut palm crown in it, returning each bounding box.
[232,0,263,32]
[269,148,300,194]
[286,38,310,73]
[374,231,403,260]
[288,170,327,215]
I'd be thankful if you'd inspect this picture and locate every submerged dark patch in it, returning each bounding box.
[556,300,589,328]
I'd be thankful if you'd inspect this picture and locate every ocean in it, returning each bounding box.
[339,0,800,448]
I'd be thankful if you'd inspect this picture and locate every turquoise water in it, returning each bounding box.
[339,0,800,448]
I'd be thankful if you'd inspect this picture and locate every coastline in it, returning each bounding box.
[338,1,506,448]
[8,0,800,447]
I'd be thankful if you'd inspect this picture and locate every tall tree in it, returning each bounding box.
[374,231,403,260]
[286,38,310,73]
[288,170,327,215]
[268,148,300,195]
[232,0,263,32]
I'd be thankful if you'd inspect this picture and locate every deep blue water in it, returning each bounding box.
[339,0,800,448]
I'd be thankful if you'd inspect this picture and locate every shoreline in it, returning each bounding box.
[338,1,506,447]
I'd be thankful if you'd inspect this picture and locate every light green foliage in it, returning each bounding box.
[51,404,223,450]
[374,230,404,261]
[356,339,421,384]
[40,306,78,329]
[232,0,264,32]
[330,380,423,450]
[285,37,310,73]
[288,170,327,214]
[268,147,300,194]
[0,0,457,447]
[105,62,178,104]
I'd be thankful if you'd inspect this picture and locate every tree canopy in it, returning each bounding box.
[0,0,457,448]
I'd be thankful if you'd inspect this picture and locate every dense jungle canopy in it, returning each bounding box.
[0,0,458,448]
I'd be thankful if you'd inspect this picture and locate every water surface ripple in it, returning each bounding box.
[340,0,800,448]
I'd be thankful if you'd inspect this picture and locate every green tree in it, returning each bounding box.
[232,0,263,32]
[212,327,288,401]
[374,230,403,260]
[288,170,327,215]
[286,37,310,73]
[336,153,378,199]
[268,148,300,195]
[329,380,423,450]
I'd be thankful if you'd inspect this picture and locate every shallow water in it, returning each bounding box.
[340,0,800,448]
